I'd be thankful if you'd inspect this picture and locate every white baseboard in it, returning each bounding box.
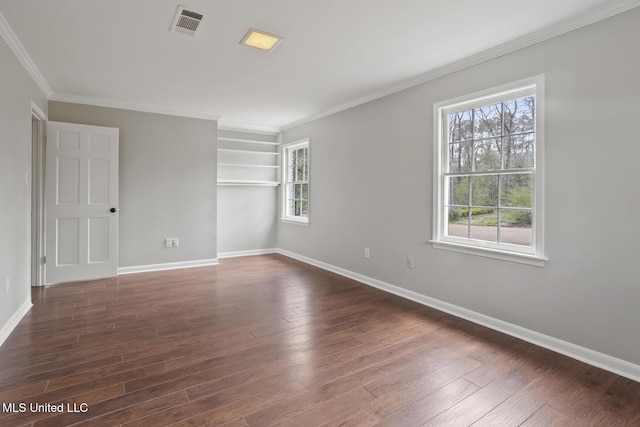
[0,298,32,348]
[276,248,640,383]
[218,248,277,259]
[118,258,219,275]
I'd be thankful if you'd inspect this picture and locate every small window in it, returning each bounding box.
[282,138,310,224]
[432,77,545,266]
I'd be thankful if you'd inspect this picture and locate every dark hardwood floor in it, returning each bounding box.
[0,254,639,426]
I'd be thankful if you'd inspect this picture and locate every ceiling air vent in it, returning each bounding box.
[170,6,204,36]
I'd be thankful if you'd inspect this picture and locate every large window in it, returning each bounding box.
[282,138,310,224]
[432,78,545,266]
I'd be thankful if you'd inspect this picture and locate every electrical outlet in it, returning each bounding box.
[407,256,414,269]
[172,238,179,247]
[5,277,9,295]
[364,247,370,259]
[165,238,173,248]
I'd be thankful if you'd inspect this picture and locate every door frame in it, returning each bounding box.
[30,101,47,287]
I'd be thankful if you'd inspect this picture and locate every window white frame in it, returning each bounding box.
[281,138,310,225]
[431,76,546,266]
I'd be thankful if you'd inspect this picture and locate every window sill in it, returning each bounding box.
[281,217,310,226]
[430,240,546,267]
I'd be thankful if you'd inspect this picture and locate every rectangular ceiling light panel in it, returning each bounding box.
[240,28,283,51]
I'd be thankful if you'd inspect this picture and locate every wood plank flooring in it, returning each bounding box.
[0,254,639,426]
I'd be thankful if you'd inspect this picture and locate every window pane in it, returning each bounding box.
[302,201,309,216]
[474,103,502,139]
[503,96,535,135]
[302,183,309,200]
[470,210,497,242]
[296,164,304,181]
[449,176,469,206]
[288,199,295,216]
[447,207,469,238]
[501,174,532,208]
[504,134,534,169]
[499,211,532,246]
[500,207,532,228]
[471,175,498,207]
[449,110,473,143]
[449,141,472,172]
[474,138,501,171]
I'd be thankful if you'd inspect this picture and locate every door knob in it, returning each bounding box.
[110,208,118,213]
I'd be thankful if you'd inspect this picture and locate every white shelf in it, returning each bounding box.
[218,163,280,169]
[218,137,280,146]
[217,131,280,187]
[218,148,279,155]
[217,180,280,186]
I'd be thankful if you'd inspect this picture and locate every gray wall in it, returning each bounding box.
[48,102,217,268]
[280,8,640,365]
[0,38,47,331]
[218,186,277,253]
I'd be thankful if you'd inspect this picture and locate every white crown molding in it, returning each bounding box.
[281,1,640,131]
[118,258,218,275]
[0,298,32,348]
[49,93,221,122]
[275,248,640,383]
[0,10,52,97]
[218,120,281,136]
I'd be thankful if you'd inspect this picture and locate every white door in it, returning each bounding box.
[45,121,119,284]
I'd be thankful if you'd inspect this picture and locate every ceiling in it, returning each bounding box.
[1,0,638,132]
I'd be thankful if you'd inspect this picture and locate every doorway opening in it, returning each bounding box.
[31,102,46,288]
